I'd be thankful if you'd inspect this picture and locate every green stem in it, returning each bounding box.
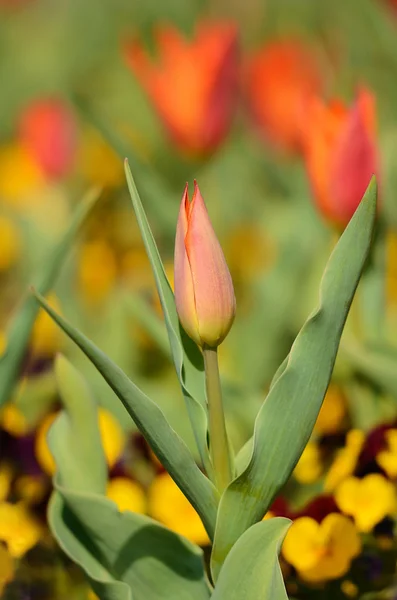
[203,346,232,492]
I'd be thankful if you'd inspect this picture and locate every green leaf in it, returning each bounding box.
[211,178,377,579]
[124,162,212,477]
[49,489,212,600]
[341,339,397,399]
[0,187,100,409]
[32,291,219,539]
[47,366,211,600]
[212,518,290,600]
[51,355,107,495]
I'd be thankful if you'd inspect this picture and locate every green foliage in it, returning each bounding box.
[210,179,377,579]
[48,358,211,600]
[0,188,100,409]
[124,162,211,477]
[32,290,219,539]
[211,518,290,600]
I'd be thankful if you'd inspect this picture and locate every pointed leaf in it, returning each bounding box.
[124,162,211,477]
[0,187,100,408]
[32,291,219,539]
[212,518,290,600]
[211,178,377,578]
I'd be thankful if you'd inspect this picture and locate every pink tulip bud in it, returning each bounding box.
[174,182,235,348]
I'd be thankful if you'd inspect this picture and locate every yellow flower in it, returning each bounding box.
[98,408,126,469]
[30,294,63,357]
[294,441,323,484]
[148,473,209,546]
[14,475,48,505]
[282,513,361,582]
[0,216,21,271]
[78,129,123,189]
[0,464,13,502]
[324,429,365,492]
[0,502,42,558]
[376,429,397,479]
[315,385,346,435]
[0,545,14,595]
[341,580,359,597]
[35,408,125,475]
[0,403,30,437]
[0,143,44,207]
[77,240,117,304]
[335,474,396,532]
[106,477,146,514]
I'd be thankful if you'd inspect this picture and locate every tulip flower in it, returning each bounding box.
[124,22,238,156]
[305,89,378,227]
[18,98,77,179]
[245,39,324,153]
[174,181,235,348]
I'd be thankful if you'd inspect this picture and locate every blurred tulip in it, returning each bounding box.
[305,89,378,227]
[174,181,235,348]
[124,22,238,155]
[245,39,324,153]
[18,98,77,179]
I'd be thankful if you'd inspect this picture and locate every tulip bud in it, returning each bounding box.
[174,182,235,348]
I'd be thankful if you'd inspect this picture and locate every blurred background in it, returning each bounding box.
[1,0,397,598]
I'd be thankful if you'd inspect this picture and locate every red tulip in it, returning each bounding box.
[174,182,235,348]
[124,22,239,156]
[305,89,378,227]
[245,39,324,153]
[18,99,77,179]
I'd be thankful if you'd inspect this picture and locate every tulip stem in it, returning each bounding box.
[203,346,232,492]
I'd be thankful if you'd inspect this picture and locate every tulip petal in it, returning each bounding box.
[185,183,235,347]
[329,91,377,225]
[174,185,200,344]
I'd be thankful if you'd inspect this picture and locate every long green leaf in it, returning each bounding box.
[124,162,212,477]
[32,291,219,539]
[212,518,290,600]
[0,188,100,408]
[48,366,211,600]
[52,355,107,495]
[49,489,211,600]
[211,178,377,579]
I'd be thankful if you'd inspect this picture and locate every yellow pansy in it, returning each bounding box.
[294,441,323,484]
[106,477,146,514]
[0,502,42,558]
[77,240,117,304]
[0,545,14,595]
[341,580,359,597]
[148,473,209,546]
[30,294,63,357]
[0,143,44,208]
[315,385,346,435]
[35,408,125,475]
[324,429,365,492]
[282,513,361,582]
[376,429,397,479]
[0,216,21,271]
[0,403,30,437]
[335,474,396,532]
[0,464,13,502]
[14,475,48,505]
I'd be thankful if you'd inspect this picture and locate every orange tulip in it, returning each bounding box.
[245,39,324,153]
[305,89,378,227]
[124,22,238,156]
[18,98,77,179]
[174,182,235,348]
